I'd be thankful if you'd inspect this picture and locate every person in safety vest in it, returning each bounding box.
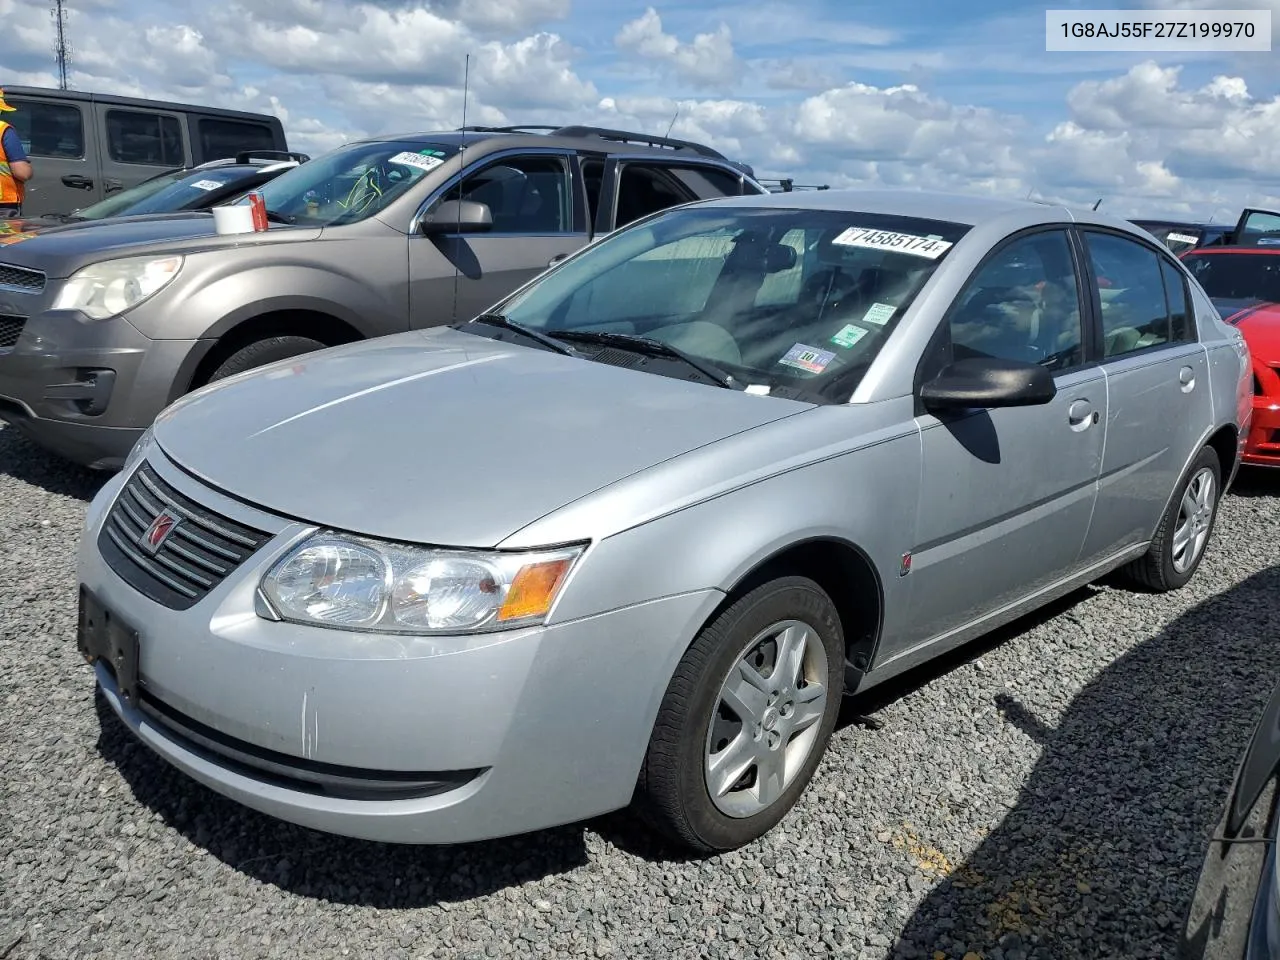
[0,89,34,219]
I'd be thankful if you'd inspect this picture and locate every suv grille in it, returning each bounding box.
[0,314,24,348]
[99,463,273,610]
[0,264,45,293]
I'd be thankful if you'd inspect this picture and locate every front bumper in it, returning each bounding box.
[79,454,724,844]
[0,308,199,470]
[1243,397,1280,468]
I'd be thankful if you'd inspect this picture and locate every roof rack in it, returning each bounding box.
[758,178,830,193]
[550,125,729,162]
[455,125,562,134]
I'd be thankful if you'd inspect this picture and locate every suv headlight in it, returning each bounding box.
[260,532,586,634]
[53,255,184,320]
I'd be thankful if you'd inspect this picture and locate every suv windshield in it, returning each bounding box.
[1182,252,1280,303]
[245,140,460,226]
[494,205,970,401]
[73,167,260,220]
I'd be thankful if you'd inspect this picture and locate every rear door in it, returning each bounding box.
[1233,208,1280,247]
[94,102,190,198]
[2,94,101,215]
[408,149,586,327]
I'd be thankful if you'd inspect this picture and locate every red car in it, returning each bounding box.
[1182,210,1280,466]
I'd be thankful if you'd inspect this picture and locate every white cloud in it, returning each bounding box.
[615,7,742,90]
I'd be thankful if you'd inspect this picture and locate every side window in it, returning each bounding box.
[614,164,694,229]
[1083,232,1171,358]
[197,119,276,162]
[580,158,604,225]
[1238,211,1280,246]
[945,230,1083,372]
[6,100,84,159]
[1161,258,1195,343]
[430,155,571,234]
[668,165,744,199]
[106,110,184,166]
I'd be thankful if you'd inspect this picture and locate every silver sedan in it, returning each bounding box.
[77,189,1250,852]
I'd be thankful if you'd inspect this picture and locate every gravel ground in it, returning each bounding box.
[3,420,1280,960]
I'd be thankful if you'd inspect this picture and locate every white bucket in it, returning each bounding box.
[211,204,256,236]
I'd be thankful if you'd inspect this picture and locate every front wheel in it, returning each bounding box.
[206,336,329,383]
[635,576,845,853]
[1120,445,1222,592]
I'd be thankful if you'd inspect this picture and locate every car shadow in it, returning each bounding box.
[1227,465,1280,499]
[92,690,590,907]
[0,425,110,501]
[893,565,1280,959]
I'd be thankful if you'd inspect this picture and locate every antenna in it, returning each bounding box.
[450,53,470,323]
[51,0,71,90]
[664,104,679,139]
[1093,197,1103,210]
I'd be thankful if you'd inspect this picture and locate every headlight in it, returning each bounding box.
[122,423,155,474]
[52,255,183,320]
[260,532,585,634]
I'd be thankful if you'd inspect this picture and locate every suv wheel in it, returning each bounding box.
[207,336,329,383]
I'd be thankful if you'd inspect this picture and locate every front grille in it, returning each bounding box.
[98,462,273,610]
[0,314,25,348]
[0,263,45,293]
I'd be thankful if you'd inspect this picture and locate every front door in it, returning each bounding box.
[1075,228,1216,566]
[408,152,587,328]
[1233,207,1280,247]
[3,95,102,217]
[94,103,190,200]
[906,227,1106,645]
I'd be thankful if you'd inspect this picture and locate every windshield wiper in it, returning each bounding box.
[545,329,737,388]
[462,313,579,357]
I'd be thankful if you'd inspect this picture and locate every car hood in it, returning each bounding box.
[1222,299,1280,363]
[0,213,319,279]
[152,327,814,547]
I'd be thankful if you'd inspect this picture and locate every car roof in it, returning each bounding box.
[692,187,1143,230]
[346,127,742,165]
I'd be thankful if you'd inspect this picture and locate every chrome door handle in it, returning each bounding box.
[1068,399,1092,422]
[1179,366,1196,392]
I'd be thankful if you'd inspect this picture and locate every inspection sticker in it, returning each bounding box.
[861,302,897,326]
[779,343,836,373]
[830,324,869,349]
[188,179,224,191]
[388,151,444,172]
[832,227,953,259]
[1166,232,1200,245]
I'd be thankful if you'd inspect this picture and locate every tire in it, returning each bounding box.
[1119,445,1222,592]
[635,575,845,853]
[206,336,329,383]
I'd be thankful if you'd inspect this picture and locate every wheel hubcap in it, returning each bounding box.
[1172,466,1216,574]
[704,619,829,819]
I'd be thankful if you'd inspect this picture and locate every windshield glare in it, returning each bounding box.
[1183,253,1280,302]
[247,140,459,225]
[498,206,970,400]
[74,169,192,219]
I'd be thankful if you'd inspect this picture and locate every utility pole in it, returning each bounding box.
[52,0,70,90]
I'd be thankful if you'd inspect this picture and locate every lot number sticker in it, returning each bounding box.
[832,227,953,259]
[861,302,897,326]
[388,152,445,172]
[1165,232,1199,245]
[779,343,836,373]
[188,179,224,191]
[830,324,869,349]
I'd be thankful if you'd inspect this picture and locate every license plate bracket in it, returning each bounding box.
[77,585,140,705]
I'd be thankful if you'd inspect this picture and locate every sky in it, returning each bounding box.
[1,0,1278,222]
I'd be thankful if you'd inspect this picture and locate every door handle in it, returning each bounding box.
[1068,399,1092,422]
[61,174,94,190]
[547,253,569,267]
[1179,366,1196,392]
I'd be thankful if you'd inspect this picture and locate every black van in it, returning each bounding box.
[2,86,291,217]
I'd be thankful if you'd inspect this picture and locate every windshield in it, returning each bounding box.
[495,205,970,401]
[1182,252,1280,303]
[244,140,460,226]
[1136,223,1204,255]
[74,167,267,220]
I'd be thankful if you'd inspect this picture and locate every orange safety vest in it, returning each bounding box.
[0,121,24,207]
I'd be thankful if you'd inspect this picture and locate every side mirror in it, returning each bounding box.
[420,199,493,235]
[919,357,1056,411]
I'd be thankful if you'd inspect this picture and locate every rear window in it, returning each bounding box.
[198,118,276,163]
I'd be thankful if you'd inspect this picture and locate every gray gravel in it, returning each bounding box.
[3,419,1280,960]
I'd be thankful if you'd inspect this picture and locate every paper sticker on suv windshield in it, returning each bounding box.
[832,227,953,259]
[861,302,897,326]
[830,324,869,349]
[779,343,836,373]
[388,151,444,172]
[188,179,223,191]
[1166,232,1199,245]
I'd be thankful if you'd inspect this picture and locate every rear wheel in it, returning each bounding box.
[635,576,844,853]
[1120,445,1221,591]
[206,335,329,383]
